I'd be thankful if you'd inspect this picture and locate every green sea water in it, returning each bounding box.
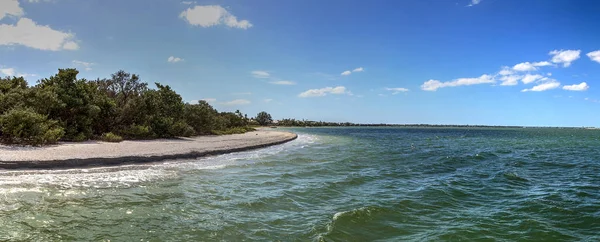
[1,127,600,241]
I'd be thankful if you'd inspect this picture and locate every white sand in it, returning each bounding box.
[0,130,296,168]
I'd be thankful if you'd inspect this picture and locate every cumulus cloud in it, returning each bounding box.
[0,18,79,51]
[421,74,495,91]
[498,67,513,76]
[180,5,252,29]
[269,80,296,85]
[0,0,24,20]
[513,62,537,72]
[221,99,251,105]
[521,79,560,92]
[521,74,544,84]
[251,70,270,78]
[549,49,580,67]
[353,67,364,72]
[72,60,94,71]
[341,70,352,76]
[587,50,600,64]
[499,75,521,86]
[385,87,409,94]
[298,86,350,97]
[167,56,184,63]
[563,82,589,91]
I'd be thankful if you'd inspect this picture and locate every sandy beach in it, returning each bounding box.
[0,130,297,169]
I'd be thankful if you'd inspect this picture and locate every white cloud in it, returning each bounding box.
[421,74,495,91]
[467,0,481,6]
[341,67,363,76]
[269,80,296,85]
[563,82,589,91]
[298,86,350,97]
[181,1,195,4]
[512,61,554,72]
[521,74,544,84]
[0,0,23,20]
[221,99,251,106]
[0,66,36,79]
[72,60,94,71]
[251,70,270,78]
[1,67,15,76]
[0,18,79,51]
[180,5,252,29]
[512,62,537,72]
[499,75,521,86]
[201,98,216,103]
[549,49,581,67]
[167,56,184,63]
[498,67,513,76]
[385,87,409,94]
[533,61,552,67]
[521,79,560,92]
[587,50,600,64]
[264,98,273,103]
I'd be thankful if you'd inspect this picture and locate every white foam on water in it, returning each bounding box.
[0,133,319,193]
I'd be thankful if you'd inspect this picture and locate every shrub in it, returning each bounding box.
[120,124,153,139]
[168,121,195,137]
[100,132,123,142]
[0,108,64,145]
[211,126,256,135]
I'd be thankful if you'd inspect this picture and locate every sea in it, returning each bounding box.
[1,127,599,241]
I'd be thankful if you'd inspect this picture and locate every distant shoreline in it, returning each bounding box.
[274,125,595,129]
[0,130,297,170]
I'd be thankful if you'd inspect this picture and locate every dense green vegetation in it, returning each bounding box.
[0,69,271,145]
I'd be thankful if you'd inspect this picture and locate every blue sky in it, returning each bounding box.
[1,0,600,126]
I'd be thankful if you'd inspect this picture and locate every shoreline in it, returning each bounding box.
[0,130,297,170]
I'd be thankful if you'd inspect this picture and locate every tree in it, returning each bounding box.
[255,111,273,126]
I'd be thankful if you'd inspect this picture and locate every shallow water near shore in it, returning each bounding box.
[1,127,600,241]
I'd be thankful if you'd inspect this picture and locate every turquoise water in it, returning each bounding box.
[1,127,600,241]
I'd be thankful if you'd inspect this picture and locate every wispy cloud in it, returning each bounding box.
[221,99,251,105]
[385,87,409,94]
[72,60,95,71]
[467,0,482,7]
[232,92,252,95]
[521,79,560,92]
[251,70,270,78]
[298,86,351,97]
[167,56,184,63]
[421,74,495,91]
[264,98,273,103]
[341,67,364,76]
[269,80,296,85]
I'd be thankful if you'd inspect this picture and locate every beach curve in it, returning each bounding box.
[0,130,297,169]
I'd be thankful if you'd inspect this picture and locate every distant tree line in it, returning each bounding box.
[0,69,273,145]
